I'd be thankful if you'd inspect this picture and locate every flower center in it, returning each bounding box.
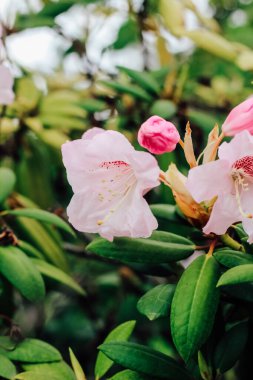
[231,156,253,219]
[96,160,136,226]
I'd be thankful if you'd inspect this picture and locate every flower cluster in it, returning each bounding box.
[0,23,14,105]
[62,97,253,243]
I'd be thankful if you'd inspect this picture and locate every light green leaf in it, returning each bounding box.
[69,348,86,380]
[137,284,176,320]
[171,255,220,362]
[0,354,16,379]
[217,264,253,287]
[3,208,75,237]
[87,231,195,264]
[0,246,45,302]
[0,337,61,363]
[98,342,191,380]
[22,362,75,380]
[109,369,151,380]
[0,168,16,204]
[95,321,136,379]
[31,259,85,296]
[150,100,177,119]
[100,81,152,102]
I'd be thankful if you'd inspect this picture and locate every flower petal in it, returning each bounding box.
[186,159,232,203]
[218,130,253,164]
[203,194,240,235]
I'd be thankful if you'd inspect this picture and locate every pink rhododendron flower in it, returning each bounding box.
[62,128,160,241]
[222,97,253,136]
[0,65,14,105]
[138,115,180,154]
[186,131,253,243]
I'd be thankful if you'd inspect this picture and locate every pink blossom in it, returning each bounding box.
[62,128,160,241]
[138,116,180,154]
[0,65,14,105]
[222,97,253,136]
[186,131,253,243]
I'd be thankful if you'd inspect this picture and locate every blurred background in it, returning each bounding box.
[0,0,253,378]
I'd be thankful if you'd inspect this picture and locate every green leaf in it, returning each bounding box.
[31,259,86,296]
[214,321,248,373]
[69,348,86,380]
[0,168,16,204]
[95,321,136,379]
[18,240,44,259]
[3,208,75,237]
[214,250,253,268]
[22,362,75,380]
[137,284,176,320]
[150,100,177,119]
[0,246,45,302]
[87,231,195,264]
[171,255,220,362]
[117,66,160,95]
[0,337,61,363]
[0,354,16,379]
[112,19,139,49]
[98,342,191,380]
[81,99,108,113]
[109,369,151,380]
[100,81,152,102]
[217,264,253,287]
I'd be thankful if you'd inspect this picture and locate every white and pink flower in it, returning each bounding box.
[62,128,160,241]
[0,64,14,105]
[187,131,253,243]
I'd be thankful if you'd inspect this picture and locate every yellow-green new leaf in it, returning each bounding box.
[69,348,86,380]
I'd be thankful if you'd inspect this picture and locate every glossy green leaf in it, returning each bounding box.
[109,369,151,380]
[0,354,16,379]
[69,348,86,380]
[87,231,195,264]
[150,100,177,119]
[100,81,152,102]
[3,208,75,237]
[0,246,45,302]
[217,264,253,287]
[98,342,191,380]
[0,337,61,363]
[214,321,248,373]
[137,284,176,320]
[31,259,86,296]
[171,255,220,362]
[214,250,253,268]
[0,167,16,204]
[117,66,160,95]
[95,321,136,379]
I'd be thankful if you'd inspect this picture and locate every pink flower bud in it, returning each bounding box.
[222,97,253,136]
[137,116,180,154]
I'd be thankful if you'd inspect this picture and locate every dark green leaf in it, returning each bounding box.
[137,284,176,320]
[0,246,45,302]
[87,231,195,264]
[0,168,16,204]
[0,337,61,363]
[214,250,253,268]
[112,19,139,49]
[95,321,136,379]
[214,321,248,373]
[3,208,75,237]
[80,99,108,113]
[99,342,191,380]
[171,255,220,362]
